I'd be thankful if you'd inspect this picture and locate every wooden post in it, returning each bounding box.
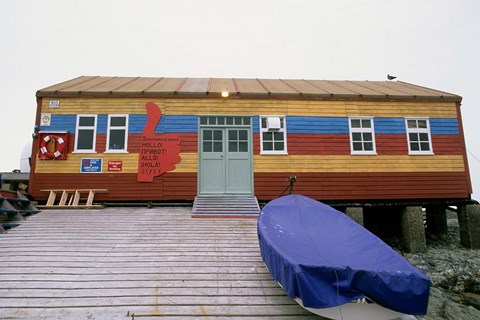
[72,191,81,206]
[46,191,58,206]
[86,190,95,206]
[59,191,69,206]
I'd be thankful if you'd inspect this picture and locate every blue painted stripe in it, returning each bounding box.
[252,116,260,133]
[40,114,77,132]
[374,118,406,134]
[97,115,108,134]
[287,116,349,134]
[430,118,459,134]
[253,116,349,134]
[161,115,198,133]
[40,114,199,134]
[128,115,198,133]
[41,114,459,135]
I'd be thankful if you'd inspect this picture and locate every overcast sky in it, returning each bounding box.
[1,0,479,200]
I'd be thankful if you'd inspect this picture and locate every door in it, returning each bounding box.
[226,128,251,193]
[199,128,225,194]
[199,117,252,195]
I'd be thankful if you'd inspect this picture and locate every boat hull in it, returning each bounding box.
[257,194,430,317]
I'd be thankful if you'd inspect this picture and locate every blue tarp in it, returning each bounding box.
[257,194,430,315]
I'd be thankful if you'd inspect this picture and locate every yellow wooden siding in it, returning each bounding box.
[41,98,458,118]
[165,99,289,115]
[41,98,166,114]
[35,153,198,174]
[35,153,464,174]
[253,155,465,173]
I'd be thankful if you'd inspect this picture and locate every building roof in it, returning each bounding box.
[37,76,462,102]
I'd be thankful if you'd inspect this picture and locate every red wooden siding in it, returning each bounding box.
[431,135,465,155]
[254,172,471,201]
[375,135,409,155]
[31,173,197,202]
[279,134,351,155]
[253,133,351,155]
[253,133,465,156]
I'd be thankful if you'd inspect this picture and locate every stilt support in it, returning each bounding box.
[401,206,426,253]
[458,204,480,249]
[345,207,364,226]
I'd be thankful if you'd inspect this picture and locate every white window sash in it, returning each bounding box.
[105,114,129,153]
[405,118,434,155]
[74,114,97,153]
[260,115,288,155]
[349,117,377,155]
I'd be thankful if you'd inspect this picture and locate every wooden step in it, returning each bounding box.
[192,195,260,218]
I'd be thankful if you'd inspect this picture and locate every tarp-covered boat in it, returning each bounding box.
[257,194,430,319]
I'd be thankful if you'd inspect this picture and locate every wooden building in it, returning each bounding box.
[29,76,472,209]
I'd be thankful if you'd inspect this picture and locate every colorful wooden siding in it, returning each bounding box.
[254,172,471,200]
[32,173,197,201]
[30,97,471,202]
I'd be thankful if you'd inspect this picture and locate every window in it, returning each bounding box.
[229,129,249,153]
[74,115,97,152]
[349,117,376,154]
[199,116,251,126]
[202,129,223,153]
[406,118,433,154]
[106,115,128,152]
[260,116,287,154]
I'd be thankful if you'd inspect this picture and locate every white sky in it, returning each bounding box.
[1,0,479,200]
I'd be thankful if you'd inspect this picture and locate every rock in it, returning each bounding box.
[422,287,480,320]
[393,217,480,319]
[443,300,480,320]
[461,292,480,310]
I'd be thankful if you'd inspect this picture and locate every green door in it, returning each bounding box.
[199,117,252,195]
[226,128,251,193]
[199,128,226,194]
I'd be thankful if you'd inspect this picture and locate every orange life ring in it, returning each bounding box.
[39,134,66,159]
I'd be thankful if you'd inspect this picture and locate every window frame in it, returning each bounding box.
[259,115,288,155]
[74,114,97,153]
[348,117,377,155]
[405,117,434,155]
[105,114,129,153]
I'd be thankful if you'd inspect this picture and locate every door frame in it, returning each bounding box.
[197,115,254,195]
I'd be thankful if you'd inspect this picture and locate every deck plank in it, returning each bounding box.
[0,207,324,319]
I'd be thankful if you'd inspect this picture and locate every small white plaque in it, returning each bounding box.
[49,100,60,108]
[41,113,51,126]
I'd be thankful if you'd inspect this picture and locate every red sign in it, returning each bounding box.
[137,102,181,182]
[108,160,123,171]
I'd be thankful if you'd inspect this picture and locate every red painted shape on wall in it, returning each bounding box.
[137,102,182,182]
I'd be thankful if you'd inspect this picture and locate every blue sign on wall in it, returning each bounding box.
[81,158,103,173]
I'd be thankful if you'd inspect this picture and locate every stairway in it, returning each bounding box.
[192,195,261,218]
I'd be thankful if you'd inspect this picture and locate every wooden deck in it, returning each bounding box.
[0,207,321,319]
